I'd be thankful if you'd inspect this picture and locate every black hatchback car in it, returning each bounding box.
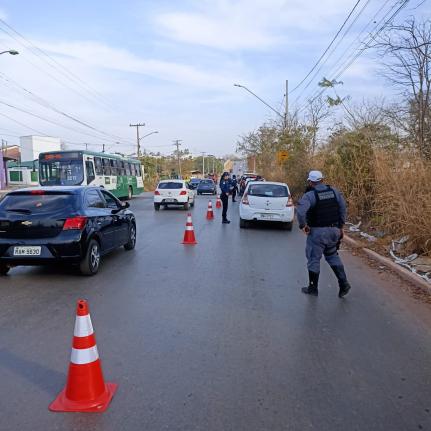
[0,186,136,276]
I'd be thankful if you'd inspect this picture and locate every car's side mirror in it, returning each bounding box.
[122,201,130,209]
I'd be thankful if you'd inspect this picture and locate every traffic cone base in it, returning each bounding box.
[49,300,117,413]
[182,213,197,245]
[49,381,117,412]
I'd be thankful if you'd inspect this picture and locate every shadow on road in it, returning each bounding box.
[0,348,65,396]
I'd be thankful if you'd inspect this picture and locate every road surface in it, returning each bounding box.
[1,193,430,431]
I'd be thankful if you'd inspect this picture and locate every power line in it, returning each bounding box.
[0,18,112,109]
[292,0,373,104]
[0,71,135,146]
[289,0,363,94]
[297,0,410,113]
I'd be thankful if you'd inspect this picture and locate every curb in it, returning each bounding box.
[344,234,431,293]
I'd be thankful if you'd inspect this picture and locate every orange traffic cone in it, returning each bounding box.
[206,200,214,220]
[216,195,221,209]
[182,213,197,245]
[49,299,117,412]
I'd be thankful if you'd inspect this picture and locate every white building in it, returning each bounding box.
[20,135,62,161]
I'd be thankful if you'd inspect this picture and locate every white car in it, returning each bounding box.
[239,181,294,230]
[154,180,195,210]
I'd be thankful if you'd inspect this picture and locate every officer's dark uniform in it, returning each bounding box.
[220,173,231,223]
[297,183,351,297]
[231,176,238,202]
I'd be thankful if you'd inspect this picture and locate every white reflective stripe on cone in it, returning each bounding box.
[70,345,99,365]
[187,217,192,223]
[74,315,94,337]
[186,226,194,231]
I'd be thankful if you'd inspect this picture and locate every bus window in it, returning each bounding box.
[102,158,111,176]
[85,161,96,185]
[131,164,136,176]
[94,157,103,175]
[126,163,132,176]
[120,161,126,176]
[110,159,117,175]
[136,164,142,177]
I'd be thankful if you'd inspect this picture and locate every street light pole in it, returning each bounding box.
[234,82,288,129]
[173,139,182,178]
[139,131,158,156]
[201,152,206,176]
[129,123,145,158]
[285,79,288,130]
[0,50,19,56]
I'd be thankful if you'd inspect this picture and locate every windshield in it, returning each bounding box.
[0,193,78,214]
[158,182,183,189]
[248,184,288,197]
[39,157,84,186]
[190,179,201,183]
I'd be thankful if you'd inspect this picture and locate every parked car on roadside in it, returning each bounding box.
[239,181,294,230]
[197,179,217,195]
[0,186,136,276]
[154,180,195,210]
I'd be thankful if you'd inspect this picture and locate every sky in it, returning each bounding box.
[0,0,428,157]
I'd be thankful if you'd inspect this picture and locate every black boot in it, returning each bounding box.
[330,265,351,298]
[301,271,319,296]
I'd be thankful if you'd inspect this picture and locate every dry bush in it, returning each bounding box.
[372,151,431,255]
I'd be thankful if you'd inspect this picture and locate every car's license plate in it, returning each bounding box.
[164,198,176,202]
[260,214,274,220]
[13,246,41,256]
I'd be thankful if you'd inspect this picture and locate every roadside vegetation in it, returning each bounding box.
[237,18,431,257]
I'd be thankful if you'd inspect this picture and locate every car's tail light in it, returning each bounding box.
[242,194,249,205]
[63,216,87,231]
[31,190,45,195]
[286,197,294,207]
[179,190,187,195]
[154,190,160,195]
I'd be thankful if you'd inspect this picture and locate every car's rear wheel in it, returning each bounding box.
[239,218,249,229]
[0,264,10,276]
[128,186,133,200]
[190,199,195,208]
[184,201,190,210]
[124,224,136,250]
[283,222,293,231]
[80,239,101,276]
[154,203,160,211]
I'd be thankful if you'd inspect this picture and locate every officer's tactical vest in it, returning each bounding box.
[306,186,341,227]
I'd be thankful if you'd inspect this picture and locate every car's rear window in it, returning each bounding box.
[200,180,213,185]
[158,182,183,189]
[248,184,288,197]
[0,193,78,214]
[190,179,201,183]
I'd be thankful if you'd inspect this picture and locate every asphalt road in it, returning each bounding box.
[1,192,430,431]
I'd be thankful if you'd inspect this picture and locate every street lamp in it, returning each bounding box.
[139,131,158,156]
[0,50,19,56]
[234,82,287,129]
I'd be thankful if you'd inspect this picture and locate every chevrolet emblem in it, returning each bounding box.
[21,221,32,226]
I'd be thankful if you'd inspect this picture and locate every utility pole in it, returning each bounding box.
[284,79,288,130]
[129,123,145,158]
[201,152,206,176]
[102,144,105,153]
[173,139,182,178]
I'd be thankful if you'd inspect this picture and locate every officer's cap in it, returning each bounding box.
[307,170,323,182]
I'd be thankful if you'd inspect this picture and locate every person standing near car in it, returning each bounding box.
[296,170,351,298]
[219,172,231,224]
[231,175,238,202]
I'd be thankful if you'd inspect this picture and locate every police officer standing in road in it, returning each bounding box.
[219,172,231,224]
[296,170,351,298]
[231,175,238,202]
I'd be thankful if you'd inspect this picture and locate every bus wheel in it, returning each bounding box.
[128,186,133,200]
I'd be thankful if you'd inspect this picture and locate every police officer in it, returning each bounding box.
[219,172,231,224]
[231,175,238,202]
[296,170,351,298]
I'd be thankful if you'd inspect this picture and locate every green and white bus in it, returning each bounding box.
[38,150,144,199]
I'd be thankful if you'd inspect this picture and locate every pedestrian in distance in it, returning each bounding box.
[231,175,238,202]
[296,170,351,298]
[219,172,231,224]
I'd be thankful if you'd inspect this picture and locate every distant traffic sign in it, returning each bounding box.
[277,151,289,163]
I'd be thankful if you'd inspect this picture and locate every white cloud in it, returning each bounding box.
[155,0,349,50]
